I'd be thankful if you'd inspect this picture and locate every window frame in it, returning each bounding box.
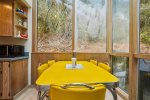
[34,0,108,53]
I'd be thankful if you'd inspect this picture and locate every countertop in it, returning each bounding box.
[0,56,29,61]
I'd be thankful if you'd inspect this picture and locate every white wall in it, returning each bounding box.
[25,0,32,85]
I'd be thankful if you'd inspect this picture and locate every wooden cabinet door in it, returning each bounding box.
[10,59,28,96]
[0,62,3,98]
[11,60,23,96]
[0,0,13,36]
[23,59,28,87]
[0,62,10,99]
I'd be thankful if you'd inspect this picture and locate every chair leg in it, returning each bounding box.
[105,84,117,100]
[37,85,50,100]
[37,90,50,100]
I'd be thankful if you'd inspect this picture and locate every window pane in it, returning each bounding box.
[112,0,130,52]
[75,0,107,52]
[138,59,150,100]
[140,0,150,53]
[112,56,129,92]
[37,0,72,52]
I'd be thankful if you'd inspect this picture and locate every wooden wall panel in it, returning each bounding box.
[31,53,109,84]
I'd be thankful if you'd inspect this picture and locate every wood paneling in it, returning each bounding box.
[0,0,13,36]
[31,53,109,84]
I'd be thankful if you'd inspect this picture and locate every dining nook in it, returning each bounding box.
[0,0,150,100]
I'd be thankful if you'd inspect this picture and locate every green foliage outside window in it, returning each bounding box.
[38,0,72,52]
[140,0,150,53]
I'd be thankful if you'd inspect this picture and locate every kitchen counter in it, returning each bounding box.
[0,56,29,61]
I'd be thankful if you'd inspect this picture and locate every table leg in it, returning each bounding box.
[37,85,50,100]
[106,84,117,100]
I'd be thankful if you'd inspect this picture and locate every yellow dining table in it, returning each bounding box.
[36,61,119,100]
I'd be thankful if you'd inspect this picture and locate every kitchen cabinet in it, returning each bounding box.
[0,59,28,100]
[0,0,13,36]
[0,0,31,39]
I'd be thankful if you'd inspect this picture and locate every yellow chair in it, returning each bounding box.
[98,63,111,72]
[50,84,106,100]
[90,60,98,65]
[48,60,55,67]
[37,63,49,77]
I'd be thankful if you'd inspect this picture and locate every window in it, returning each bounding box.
[75,0,107,52]
[37,0,72,52]
[112,0,130,52]
[112,56,129,92]
[140,0,150,53]
[138,59,150,100]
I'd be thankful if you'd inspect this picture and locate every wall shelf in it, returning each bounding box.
[15,36,28,40]
[15,0,31,8]
[15,25,28,30]
[14,0,30,40]
[15,12,28,19]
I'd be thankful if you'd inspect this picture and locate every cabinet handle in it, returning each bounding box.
[0,92,2,97]
[0,71,2,74]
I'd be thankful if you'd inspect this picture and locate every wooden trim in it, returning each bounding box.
[32,52,72,54]
[116,88,129,100]
[110,53,130,57]
[72,0,75,51]
[129,0,138,100]
[134,54,150,59]
[107,0,112,53]
[32,0,37,52]
[32,52,109,55]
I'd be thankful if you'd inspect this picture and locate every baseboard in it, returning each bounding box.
[13,85,34,100]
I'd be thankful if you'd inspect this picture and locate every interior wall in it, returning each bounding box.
[31,53,109,84]
[25,0,32,85]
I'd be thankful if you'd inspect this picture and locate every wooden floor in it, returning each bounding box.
[15,87,124,100]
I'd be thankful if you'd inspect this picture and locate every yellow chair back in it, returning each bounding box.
[37,63,49,77]
[37,60,55,77]
[90,60,98,65]
[50,84,106,100]
[98,63,111,72]
[48,60,55,67]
